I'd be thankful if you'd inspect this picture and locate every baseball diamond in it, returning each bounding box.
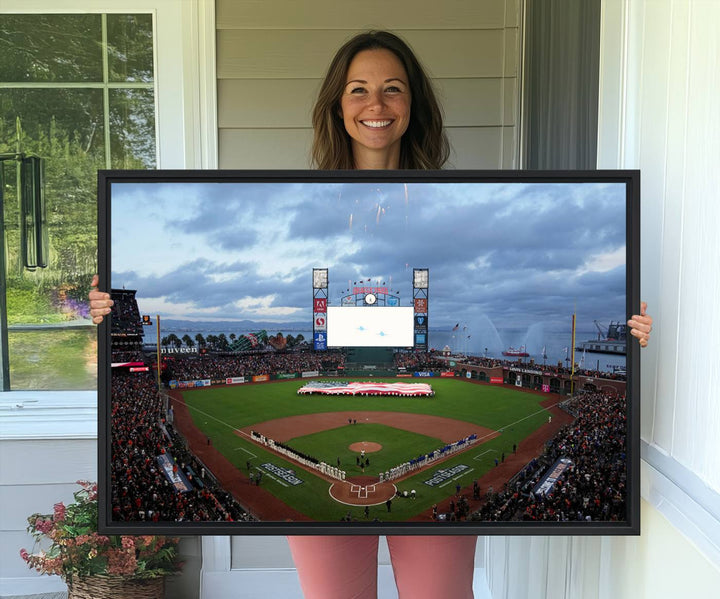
[169,377,572,522]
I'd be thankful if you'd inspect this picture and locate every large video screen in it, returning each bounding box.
[98,170,640,535]
[327,307,414,347]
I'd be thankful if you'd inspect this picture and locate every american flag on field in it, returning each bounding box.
[298,381,434,397]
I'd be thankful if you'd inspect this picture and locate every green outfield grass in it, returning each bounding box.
[180,378,552,521]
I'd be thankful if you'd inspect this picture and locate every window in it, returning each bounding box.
[0,13,156,390]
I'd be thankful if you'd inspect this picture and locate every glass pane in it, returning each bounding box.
[110,89,157,169]
[0,89,106,163]
[107,14,155,83]
[0,14,102,82]
[1,88,104,277]
[1,89,103,390]
[8,329,97,390]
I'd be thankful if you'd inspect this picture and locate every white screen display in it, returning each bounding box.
[327,306,414,347]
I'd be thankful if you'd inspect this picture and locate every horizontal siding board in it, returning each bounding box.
[505,0,521,28]
[439,79,508,127]
[0,483,82,530]
[446,126,505,169]
[217,0,508,30]
[503,78,517,127]
[218,78,513,128]
[0,439,96,485]
[503,27,519,77]
[218,127,514,171]
[502,125,519,168]
[218,79,319,128]
[217,30,507,79]
[219,129,313,169]
[0,531,46,578]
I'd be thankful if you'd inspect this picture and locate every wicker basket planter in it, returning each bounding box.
[67,575,165,599]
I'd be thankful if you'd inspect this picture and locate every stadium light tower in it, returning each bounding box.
[412,269,429,350]
[312,268,329,350]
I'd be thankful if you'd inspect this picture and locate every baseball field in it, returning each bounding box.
[172,377,558,522]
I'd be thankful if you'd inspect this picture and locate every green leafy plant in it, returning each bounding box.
[20,481,182,583]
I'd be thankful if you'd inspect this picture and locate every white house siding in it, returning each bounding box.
[485,0,720,597]
[216,0,522,169]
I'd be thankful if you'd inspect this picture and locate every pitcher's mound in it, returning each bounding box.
[349,441,382,453]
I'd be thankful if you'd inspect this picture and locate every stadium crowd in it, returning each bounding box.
[111,370,253,522]
[162,351,346,382]
[469,391,627,522]
[458,354,626,381]
[393,351,448,371]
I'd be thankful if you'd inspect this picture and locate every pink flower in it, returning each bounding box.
[19,548,29,562]
[34,518,54,535]
[121,536,135,550]
[107,548,137,576]
[53,502,66,522]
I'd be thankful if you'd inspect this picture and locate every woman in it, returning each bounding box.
[90,30,653,599]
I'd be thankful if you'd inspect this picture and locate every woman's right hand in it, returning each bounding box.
[89,274,113,324]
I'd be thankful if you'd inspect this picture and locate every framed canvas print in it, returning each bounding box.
[98,169,640,535]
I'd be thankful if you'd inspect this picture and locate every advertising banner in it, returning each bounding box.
[414,298,428,313]
[276,373,299,380]
[440,371,455,378]
[533,458,573,497]
[156,454,193,493]
[301,370,320,378]
[313,298,327,312]
[387,296,399,306]
[252,374,270,383]
[313,331,327,350]
[169,380,178,389]
[414,371,434,377]
[415,333,426,345]
[341,295,355,306]
[542,384,550,392]
[314,313,327,330]
[466,371,472,379]
[160,346,198,354]
[490,377,503,384]
[225,377,246,385]
[515,377,522,387]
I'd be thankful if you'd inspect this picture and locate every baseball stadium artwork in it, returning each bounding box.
[97,170,640,535]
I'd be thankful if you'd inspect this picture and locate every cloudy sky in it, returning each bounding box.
[110,178,628,336]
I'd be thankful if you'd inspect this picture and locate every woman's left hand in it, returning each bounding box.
[627,301,653,347]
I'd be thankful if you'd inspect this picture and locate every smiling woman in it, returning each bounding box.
[339,49,412,169]
[311,31,448,170]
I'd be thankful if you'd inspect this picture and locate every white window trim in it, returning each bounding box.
[641,442,720,566]
[0,0,218,170]
[598,0,720,569]
[0,0,217,400]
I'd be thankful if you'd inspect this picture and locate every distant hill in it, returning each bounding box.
[157,319,310,332]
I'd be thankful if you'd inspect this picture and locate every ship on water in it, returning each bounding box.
[502,345,530,357]
[576,321,627,355]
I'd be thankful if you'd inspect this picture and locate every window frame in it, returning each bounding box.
[0,0,217,398]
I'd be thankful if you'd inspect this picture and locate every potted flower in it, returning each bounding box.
[20,480,182,599]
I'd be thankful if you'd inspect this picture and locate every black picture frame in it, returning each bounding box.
[98,169,640,536]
